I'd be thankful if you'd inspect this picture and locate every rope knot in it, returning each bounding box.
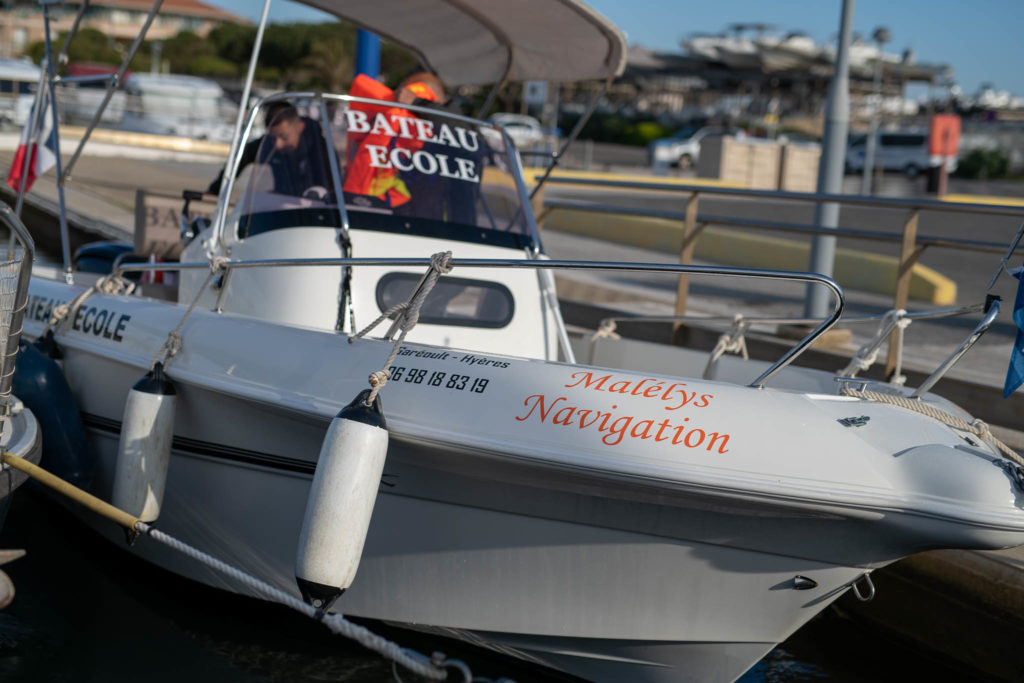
[591,319,619,341]
[210,255,229,274]
[165,331,183,358]
[713,316,749,360]
[851,348,879,372]
[840,309,909,378]
[47,302,70,328]
[96,273,136,295]
[971,418,993,441]
[368,370,390,389]
[431,251,453,274]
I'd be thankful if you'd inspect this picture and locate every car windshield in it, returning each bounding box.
[228,96,532,249]
[671,125,702,140]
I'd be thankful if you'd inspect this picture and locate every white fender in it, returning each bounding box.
[296,390,388,611]
[112,363,176,523]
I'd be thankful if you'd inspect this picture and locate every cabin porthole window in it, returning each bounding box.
[375,272,514,328]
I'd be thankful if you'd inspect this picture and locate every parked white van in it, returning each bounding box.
[845,130,955,177]
[119,73,236,141]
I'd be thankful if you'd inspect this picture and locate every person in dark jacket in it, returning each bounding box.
[260,106,332,198]
[206,101,292,195]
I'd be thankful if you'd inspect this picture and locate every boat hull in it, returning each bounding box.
[25,276,1024,681]
[78,412,864,682]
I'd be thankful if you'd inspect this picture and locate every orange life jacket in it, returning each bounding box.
[344,74,434,207]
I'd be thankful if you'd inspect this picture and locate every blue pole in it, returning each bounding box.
[355,29,380,79]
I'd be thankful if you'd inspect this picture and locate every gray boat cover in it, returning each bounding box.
[299,0,627,85]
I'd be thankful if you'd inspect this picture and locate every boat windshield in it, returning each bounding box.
[228,96,533,249]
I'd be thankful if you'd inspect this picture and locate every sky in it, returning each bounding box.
[208,0,1024,98]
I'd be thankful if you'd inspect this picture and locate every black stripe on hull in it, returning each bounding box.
[81,412,316,475]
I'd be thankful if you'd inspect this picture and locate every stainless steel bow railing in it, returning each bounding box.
[113,256,844,390]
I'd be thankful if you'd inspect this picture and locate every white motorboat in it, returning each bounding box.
[819,35,904,75]
[713,23,774,72]
[681,33,726,63]
[10,2,1024,682]
[756,32,822,73]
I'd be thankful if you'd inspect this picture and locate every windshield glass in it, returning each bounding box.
[229,96,532,249]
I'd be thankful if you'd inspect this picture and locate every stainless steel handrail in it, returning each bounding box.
[589,303,987,332]
[0,204,35,406]
[911,300,1003,399]
[112,256,844,390]
[587,302,992,389]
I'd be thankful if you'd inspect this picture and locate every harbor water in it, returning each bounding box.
[0,489,971,683]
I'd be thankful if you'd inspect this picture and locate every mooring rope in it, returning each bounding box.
[43,273,136,336]
[839,309,910,380]
[349,251,453,404]
[148,259,224,371]
[702,315,749,380]
[138,524,448,680]
[0,450,459,681]
[840,385,1024,467]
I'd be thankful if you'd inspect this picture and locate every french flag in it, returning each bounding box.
[6,87,57,193]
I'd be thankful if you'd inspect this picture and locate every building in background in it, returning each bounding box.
[0,0,246,58]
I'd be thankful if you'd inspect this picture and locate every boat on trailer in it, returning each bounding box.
[10,1,1024,681]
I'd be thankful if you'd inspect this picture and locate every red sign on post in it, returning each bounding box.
[929,114,961,158]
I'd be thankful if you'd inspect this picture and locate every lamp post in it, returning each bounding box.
[860,26,891,195]
[804,0,854,319]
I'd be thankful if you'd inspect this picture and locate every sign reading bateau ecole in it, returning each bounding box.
[134,189,217,259]
[515,371,732,452]
[25,293,132,343]
[345,110,482,183]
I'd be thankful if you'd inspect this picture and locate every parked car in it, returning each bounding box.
[845,130,956,177]
[648,125,733,168]
[489,113,545,149]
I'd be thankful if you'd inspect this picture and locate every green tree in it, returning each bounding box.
[186,55,239,78]
[28,20,416,93]
[207,23,256,66]
[380,42,421,89]
[26,28,122,67]
[293,39,353,92]
[954,148,1010,179]
[155,31,216,74]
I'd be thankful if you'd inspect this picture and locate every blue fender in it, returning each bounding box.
[12,336,94,487]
